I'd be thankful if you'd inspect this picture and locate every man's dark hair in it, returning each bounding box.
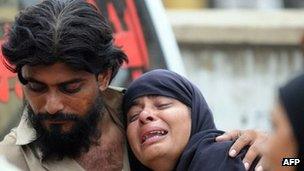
[1,0,127,84]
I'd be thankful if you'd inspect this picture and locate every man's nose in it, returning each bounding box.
[139,110,156,125]
[44,93,64,114]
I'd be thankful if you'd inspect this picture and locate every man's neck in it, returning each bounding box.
[76,110,125,171]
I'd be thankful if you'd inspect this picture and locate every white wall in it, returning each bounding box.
[181,45,304,131]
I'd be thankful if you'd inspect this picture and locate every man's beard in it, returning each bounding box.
[27,95,104,161]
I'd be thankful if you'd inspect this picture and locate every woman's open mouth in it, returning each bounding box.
[141,129,168,145]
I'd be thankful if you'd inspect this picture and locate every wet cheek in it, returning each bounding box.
[127,125,138,144]
[127,125,141,156]
[174,111,191,132]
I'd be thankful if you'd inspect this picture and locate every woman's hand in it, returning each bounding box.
[215,130,268,170]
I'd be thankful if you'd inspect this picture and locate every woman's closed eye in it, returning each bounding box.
[156,103,172,110]
[128,113,140,123]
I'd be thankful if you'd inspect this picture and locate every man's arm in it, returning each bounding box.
[216,130,268,170]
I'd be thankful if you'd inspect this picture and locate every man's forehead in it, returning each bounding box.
[23,63,79,73]
[22,63,93,83]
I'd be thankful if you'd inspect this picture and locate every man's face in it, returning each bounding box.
[21,62,111,160]
[22,62,110,132]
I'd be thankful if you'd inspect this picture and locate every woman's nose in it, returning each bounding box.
[139,110,156,125]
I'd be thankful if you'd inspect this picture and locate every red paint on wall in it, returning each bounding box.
[0,40,23,103]
[107,0,149,79]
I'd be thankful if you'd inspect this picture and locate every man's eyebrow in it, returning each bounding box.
[25,77,45,84]
[25,77,85,85]
[59,78,85,85]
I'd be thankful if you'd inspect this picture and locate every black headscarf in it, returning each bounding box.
[123,69,249,171]
[279,73,304,171]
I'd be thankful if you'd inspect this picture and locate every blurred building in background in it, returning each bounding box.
[163,0,304,9]
[163,0,304,130]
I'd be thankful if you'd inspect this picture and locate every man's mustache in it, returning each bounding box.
[33,113,80,122]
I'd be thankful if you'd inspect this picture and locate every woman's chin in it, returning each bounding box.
[140,141,169,162]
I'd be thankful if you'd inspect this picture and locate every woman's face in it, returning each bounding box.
[261,103,298,171]
[126,95,191,169]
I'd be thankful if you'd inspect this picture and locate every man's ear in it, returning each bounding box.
[97,69,112,91]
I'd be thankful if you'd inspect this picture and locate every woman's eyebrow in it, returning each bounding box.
[130,100,141,107]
